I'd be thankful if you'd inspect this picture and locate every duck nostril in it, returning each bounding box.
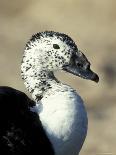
[76,62,83,68]
[78,63,83,68]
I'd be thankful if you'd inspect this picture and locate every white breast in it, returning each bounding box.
[39,86,88,155]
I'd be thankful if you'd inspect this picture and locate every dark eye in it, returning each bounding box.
[53,44,60,49]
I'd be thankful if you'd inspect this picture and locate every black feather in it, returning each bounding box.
[0,86,54,155]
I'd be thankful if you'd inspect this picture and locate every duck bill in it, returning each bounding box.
[63,65,99,83]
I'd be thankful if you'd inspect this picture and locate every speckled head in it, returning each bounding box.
[24,31,78,71]
[21,31,99,101]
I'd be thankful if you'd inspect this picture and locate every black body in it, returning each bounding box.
[0,86,54,155]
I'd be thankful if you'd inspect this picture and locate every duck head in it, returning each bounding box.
[21,31,99,101]
[23,31,99,82]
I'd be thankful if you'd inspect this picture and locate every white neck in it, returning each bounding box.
[22,61,59,102]
[21,54,88,155]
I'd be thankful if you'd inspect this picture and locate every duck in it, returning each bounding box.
[0,31,99,155]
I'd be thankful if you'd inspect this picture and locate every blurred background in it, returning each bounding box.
[0,0,116,154]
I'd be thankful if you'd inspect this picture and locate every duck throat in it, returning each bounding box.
[21,64,59,102]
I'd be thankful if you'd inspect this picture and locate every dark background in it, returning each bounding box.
[0,0,116,154]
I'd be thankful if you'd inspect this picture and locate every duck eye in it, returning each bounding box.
[53,44,60,49]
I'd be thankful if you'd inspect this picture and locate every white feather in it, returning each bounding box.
[38,84,88,155]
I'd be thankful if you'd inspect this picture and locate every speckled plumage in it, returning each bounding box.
[21,31,93,101]
[0,31,99,155]
[21,31,79,101]
[21,31,90,155]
